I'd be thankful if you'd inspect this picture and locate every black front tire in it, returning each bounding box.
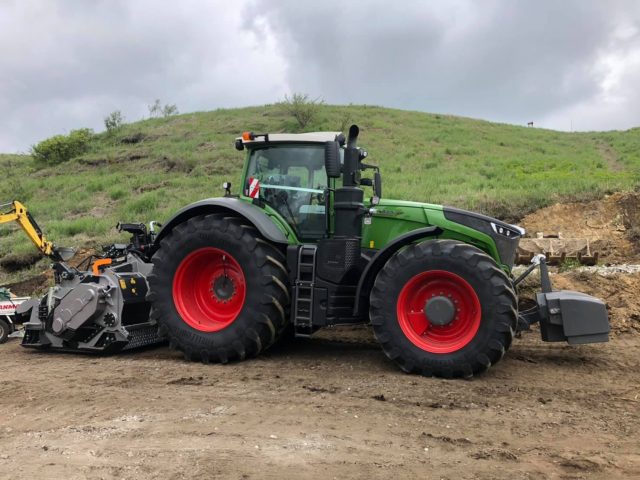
[0,318,10,344]
[369,240,517,378]
[147,214,290,363]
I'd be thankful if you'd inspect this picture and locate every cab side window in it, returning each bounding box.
[246,145,328,241]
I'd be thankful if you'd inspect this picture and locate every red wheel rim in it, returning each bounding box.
[396,270,481,354]
[172,247,246,332]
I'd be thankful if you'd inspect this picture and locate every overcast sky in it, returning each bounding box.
[1,0,639,152]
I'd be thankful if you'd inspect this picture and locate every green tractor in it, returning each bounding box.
[19,125,609,378]
[145,125,609,377]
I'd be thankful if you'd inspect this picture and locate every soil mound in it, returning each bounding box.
[519,192,640,263]
[551,269,640,335]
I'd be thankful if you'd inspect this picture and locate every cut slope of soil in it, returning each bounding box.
[552,269,640,335]
[519,192,640,263]
[4,273,49,297]
[0,252,41,272]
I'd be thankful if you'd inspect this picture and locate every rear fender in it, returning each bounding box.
[154,198,290,246]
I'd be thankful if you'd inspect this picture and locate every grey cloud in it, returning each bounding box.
[1,1,639,151]
[0,0,286,151]
[246,0,640,128]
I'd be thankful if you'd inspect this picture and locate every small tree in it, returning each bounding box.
[148,99,162,118]
[104,110,124,133]
[148,99,179,118]
[279,93,324,129]
[162,103,179,117]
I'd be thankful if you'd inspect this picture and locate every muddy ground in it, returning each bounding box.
[1,318,639,479]
[1,195,640,479]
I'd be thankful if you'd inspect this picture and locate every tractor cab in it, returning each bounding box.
[243,140,333,241]
[236,130,381,245]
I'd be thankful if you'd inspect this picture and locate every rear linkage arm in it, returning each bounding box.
[513,254,552,292]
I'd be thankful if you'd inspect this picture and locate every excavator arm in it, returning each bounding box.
[0,201,74,261]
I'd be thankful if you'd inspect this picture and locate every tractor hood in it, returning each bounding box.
[371,198,525,268]
[440,205,525,240]
[440,205,525,269]
[375,198,525,236]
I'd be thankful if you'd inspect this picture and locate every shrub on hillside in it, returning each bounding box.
[279,93,324,129]
[31,128,94,165]
[148,99,162,117]
[162,103,179,117]
[104,110,124,133]
[148,99,179,118]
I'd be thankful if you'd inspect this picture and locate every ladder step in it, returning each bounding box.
[294,245,318,334]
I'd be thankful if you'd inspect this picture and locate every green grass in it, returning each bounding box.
[1,104,639,286]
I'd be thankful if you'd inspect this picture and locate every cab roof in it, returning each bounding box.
[237,131,344,147]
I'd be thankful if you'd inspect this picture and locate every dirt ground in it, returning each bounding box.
[1,319,639,480]
[2,196,640,479]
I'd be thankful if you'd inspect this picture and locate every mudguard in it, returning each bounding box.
[154,198,289,246]
[353,226,442,316]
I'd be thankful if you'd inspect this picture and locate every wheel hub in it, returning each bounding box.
[425,296,456,326]
[212,275,235,302]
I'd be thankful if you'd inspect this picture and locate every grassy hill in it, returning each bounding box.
[1,104,639,285]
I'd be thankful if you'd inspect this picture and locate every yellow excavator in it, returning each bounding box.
[0,200,75,261]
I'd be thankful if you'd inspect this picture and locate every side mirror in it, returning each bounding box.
[325,141,341,178]
[372,171,382,205]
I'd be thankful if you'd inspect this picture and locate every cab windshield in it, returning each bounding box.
[246,145,328,240]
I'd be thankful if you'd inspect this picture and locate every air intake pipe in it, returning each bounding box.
[334,125,364,239]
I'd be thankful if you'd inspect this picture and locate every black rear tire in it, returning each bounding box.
[0,318,10,344]
[147,214,290,363]
[369,240,517,378]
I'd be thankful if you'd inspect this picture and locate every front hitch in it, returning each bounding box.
[515,255,609,344]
